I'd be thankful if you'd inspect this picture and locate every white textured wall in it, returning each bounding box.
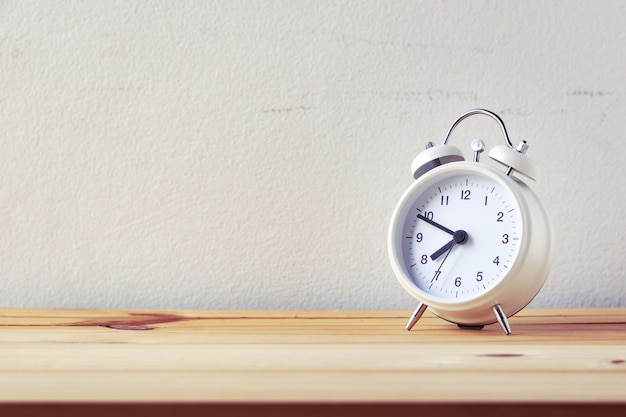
[0,0,624,310]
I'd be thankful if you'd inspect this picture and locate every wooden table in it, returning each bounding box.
[0,308,625,416]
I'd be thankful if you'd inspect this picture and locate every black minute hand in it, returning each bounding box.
[416,214,455,235]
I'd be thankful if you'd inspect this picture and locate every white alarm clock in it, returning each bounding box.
[388,109,553,334]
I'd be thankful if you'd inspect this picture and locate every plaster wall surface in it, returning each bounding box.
[0,0,623,309]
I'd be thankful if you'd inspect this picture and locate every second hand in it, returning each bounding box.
[431,245,453,283]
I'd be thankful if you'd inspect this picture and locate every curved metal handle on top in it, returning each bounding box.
[442,109,514,149]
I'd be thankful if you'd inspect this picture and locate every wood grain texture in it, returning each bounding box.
[0,308,625,414]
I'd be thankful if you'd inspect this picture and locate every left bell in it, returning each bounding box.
[411,143,464,179]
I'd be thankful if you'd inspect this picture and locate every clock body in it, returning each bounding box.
[388,161,553,326]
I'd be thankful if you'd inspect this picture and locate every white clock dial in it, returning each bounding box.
[399,173,522,301]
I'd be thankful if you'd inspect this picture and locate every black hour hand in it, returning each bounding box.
[430,230,468,261]
[431,239,455,261]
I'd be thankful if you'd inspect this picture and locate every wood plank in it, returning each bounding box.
[1,403,625,417]
[2,370,625,403]
[1,308,624,344]
[0,308,624,407]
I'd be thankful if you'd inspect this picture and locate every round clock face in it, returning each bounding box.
[396,168,523,302]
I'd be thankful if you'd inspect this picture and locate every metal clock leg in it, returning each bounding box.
[405,303,428,331]
[492,304,512,335]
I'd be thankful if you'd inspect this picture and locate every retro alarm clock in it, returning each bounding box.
[388,109,553,334]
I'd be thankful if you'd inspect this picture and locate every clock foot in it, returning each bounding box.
[457,324,484,330]
[405,303,428,331]
[492,304,512,335]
